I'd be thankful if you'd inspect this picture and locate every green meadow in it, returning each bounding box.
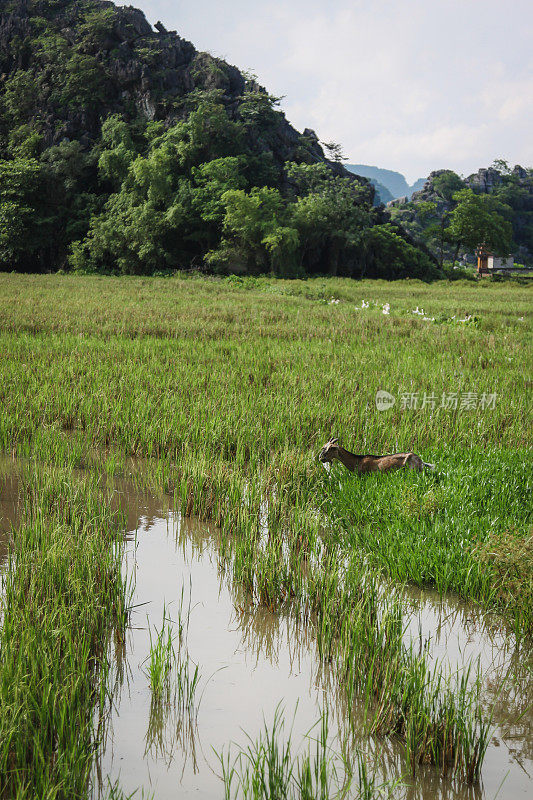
[0,273,531,798]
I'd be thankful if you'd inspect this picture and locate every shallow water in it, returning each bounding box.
[401,587,532,797]
[92,483,531,800]
[92,501,340,798]
[0,462,531,798]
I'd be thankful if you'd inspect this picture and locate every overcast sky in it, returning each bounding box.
[123,0,532,183]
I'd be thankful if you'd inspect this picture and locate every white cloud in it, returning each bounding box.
[481,76,533,122]
[123,0,533,181]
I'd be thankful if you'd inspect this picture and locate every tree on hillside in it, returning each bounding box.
[0,159,54,271]
[431,171,465,202]
[446,189,513,267]
[288,163,370,275]
[321,141,347,164]
[365,224,441,280]
[206,186,300,276]
[491,158,511,176]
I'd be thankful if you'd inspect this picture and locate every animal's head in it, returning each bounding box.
[319,438,339,463]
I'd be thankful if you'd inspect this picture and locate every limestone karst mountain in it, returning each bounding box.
[0,0,439,278]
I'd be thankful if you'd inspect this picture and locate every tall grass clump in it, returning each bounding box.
[0,466,128,799]
[220,707,398,800]
[144,616,174,702]
[143,611,201,764]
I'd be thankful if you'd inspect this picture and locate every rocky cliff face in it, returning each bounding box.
[0,0,363,184]
[465,164,529,193]
[400,165,531,207]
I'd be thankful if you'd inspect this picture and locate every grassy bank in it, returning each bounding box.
[324,447,532,634]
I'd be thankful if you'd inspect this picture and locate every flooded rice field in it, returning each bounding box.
[0,462,531,799]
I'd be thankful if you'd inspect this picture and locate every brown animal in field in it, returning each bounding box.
[318,438,434,473]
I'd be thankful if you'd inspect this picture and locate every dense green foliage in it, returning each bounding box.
[390,163,533,266]
[0,0,438,278]
[446,188,513,263]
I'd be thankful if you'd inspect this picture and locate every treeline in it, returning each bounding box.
[0,98,439,279]
[0,0,439,279]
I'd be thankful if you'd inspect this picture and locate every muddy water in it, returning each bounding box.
[93,501,342,799]
[401,588,532,798]
[91,483,531,800]
[0,463,531,798]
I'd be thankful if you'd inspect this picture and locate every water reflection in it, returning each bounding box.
[0,459,530,798]
[95,499,531,799]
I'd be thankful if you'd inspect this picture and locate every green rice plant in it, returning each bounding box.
[145,656,201,765]
[0,273,530,792]
[0,465,129,799]
[220,706,399,799]
[175,657,201,716]
[143,609,201,765]
[175,578,193,643]
[363,652,491,782]
[143,614,174,702]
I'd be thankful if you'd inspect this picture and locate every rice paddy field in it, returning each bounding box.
[0,273,531,799]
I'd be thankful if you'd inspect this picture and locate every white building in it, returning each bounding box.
[487,255,514,271]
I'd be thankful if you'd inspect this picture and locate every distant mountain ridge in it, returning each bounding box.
[346,165,425,202]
